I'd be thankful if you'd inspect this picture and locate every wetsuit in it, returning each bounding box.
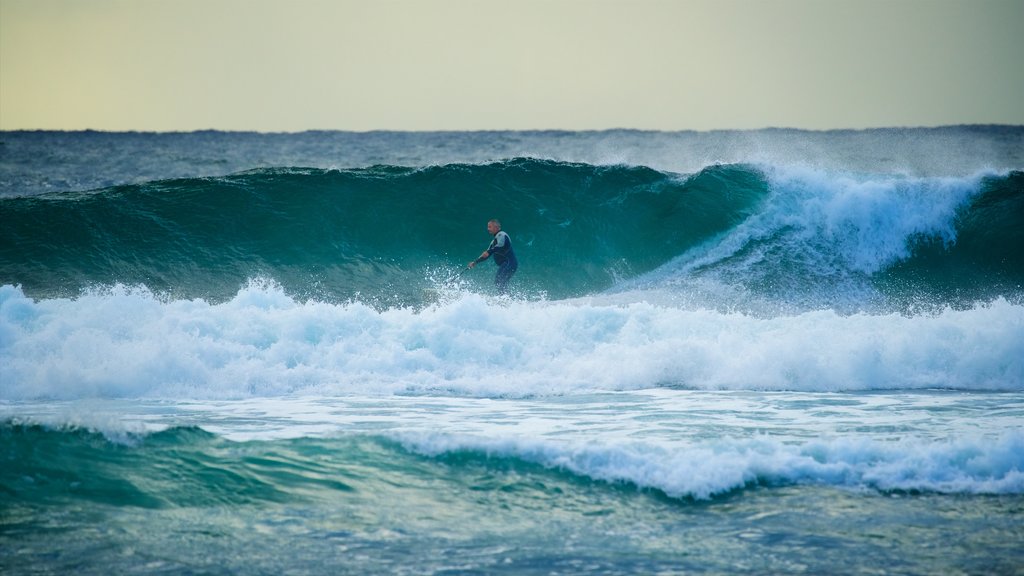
[486,230,518,293]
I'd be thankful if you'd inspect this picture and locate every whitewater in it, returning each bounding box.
[2,127,1023,575]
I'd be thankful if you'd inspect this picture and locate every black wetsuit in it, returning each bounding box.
[486,230,518,292]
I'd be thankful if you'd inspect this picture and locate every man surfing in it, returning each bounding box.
[468,219,518,294]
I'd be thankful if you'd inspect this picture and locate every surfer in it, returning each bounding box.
[468,219,518,293]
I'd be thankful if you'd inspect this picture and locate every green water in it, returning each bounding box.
[3,423,1022,574]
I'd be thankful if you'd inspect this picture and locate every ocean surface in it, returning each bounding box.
[1,127,1023,574]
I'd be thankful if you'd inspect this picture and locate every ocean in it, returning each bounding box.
[1,127,1022,574]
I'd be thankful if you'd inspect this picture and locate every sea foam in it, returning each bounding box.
[2,281,1022,400]
[397,430,1024,498]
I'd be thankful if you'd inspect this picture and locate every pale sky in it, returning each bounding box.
[1,0,1022,131]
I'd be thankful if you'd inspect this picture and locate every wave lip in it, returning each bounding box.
[632,167,1024,312]
[3,127,1021,198]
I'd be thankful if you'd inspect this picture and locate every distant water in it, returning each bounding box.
[2,127,1023,574]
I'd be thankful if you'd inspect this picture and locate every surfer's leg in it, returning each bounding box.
[495,262,516,294]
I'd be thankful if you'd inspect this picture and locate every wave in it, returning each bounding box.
[2,160,1020,311]
[0,159,767,306]
[3,282,1022,399]
[4,423,1022,507]
[620,167,1024,312]
[398,430,1024,499]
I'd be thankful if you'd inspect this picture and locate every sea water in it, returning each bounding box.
[1,127,1023,574]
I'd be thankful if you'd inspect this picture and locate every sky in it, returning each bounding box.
[1,0,1022,132]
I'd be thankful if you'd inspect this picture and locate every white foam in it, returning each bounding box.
[396,430,1024,498]
[647,168,988,284]
[4,389,1020,497]
[763,166,983,273]
[2,282,1022,400]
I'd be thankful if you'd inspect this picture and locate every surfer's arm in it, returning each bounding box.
[469,234,502,268]
[468,250,490,268]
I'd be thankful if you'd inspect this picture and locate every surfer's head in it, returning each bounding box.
[487,219,501,235]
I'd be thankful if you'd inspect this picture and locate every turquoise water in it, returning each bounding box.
[1,160,1020,308]
[3,393,1023,574]
[2,128,1023,574]
[0,161,767,304]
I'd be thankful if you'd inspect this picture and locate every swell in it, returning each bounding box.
[2,161,1021,310]
[4,423,1021,510]
[0,159,766,305]
[0,423,631,510]
[1,423,369,509]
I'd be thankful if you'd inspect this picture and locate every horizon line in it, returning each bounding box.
[3,123,1022,136]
